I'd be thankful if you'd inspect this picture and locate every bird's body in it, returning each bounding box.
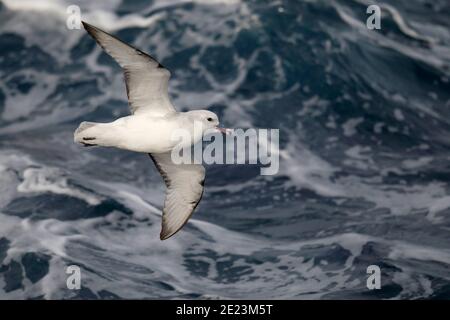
[75,112,205,153]
[74,21,229,240]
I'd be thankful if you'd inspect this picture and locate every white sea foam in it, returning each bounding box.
[18,167,103,206]
[1,156,448,298]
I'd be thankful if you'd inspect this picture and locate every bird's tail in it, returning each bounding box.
[74,121,101,147]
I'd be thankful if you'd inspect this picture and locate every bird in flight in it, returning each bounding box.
[74,22,229,240]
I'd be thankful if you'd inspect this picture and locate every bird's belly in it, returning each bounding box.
[110,115,198,154]
[118,132,175,153]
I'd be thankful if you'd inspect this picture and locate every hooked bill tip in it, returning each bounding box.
[216,127,233,135]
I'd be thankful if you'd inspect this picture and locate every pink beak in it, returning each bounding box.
[215,127,233,135]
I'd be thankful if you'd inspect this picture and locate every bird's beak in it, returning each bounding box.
[215,127,233,135]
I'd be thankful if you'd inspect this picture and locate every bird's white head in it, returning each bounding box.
[186,110,230,134]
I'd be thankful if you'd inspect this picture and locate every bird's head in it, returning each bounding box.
[186,110,230,134]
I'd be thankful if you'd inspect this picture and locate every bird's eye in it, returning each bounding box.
[206,117,213,122]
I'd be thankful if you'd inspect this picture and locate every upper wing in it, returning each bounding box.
[82,21,176,116]
[149,153,205,240]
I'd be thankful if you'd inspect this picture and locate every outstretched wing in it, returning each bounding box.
[82,21,176,116]
[149,153,205,240]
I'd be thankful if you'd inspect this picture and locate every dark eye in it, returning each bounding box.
[207,117,213,122]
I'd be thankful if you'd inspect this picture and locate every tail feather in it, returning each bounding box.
[75,121,96,135]
[74,121,99,146]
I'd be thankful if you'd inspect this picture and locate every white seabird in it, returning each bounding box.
[74,21,229,240]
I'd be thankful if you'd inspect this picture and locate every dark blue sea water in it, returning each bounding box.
[0,0,450,299]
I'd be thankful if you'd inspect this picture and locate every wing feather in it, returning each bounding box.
[82,21,176,116]
[149,153,205,240]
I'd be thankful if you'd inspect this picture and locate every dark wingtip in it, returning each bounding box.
[81,21,98,35]
[81,22,167,71]
[160,224,178,240]
[160,231,171,241]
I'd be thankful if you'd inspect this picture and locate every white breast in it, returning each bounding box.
[110,114,201,154]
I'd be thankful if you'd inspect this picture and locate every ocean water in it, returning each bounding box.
[0,0,450,299]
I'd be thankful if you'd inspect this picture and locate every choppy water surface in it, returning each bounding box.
[1,0,450,299]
